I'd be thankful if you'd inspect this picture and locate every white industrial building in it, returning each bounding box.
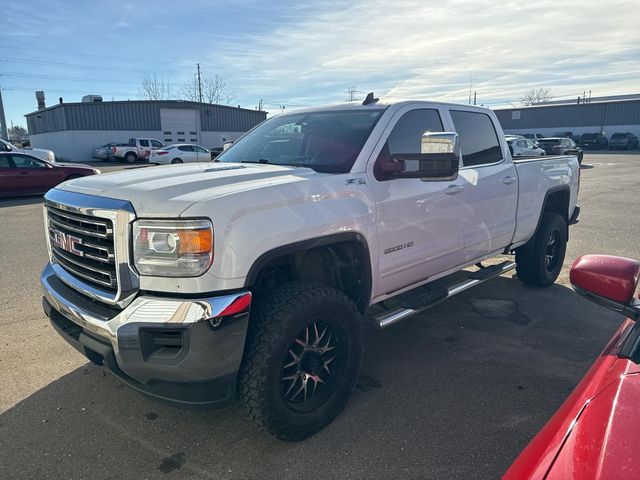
[25,98,266,162]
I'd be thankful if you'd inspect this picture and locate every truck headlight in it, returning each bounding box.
[133,219,213,277]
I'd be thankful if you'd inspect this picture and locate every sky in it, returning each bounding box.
[1,0,639,130]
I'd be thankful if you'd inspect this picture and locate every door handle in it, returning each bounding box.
[20,171,29,175]
[502,176,517,185]
[444,185,464,195]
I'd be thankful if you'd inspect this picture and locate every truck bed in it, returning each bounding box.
[511,154,579,247]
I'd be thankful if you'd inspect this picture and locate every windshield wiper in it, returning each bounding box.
[241,159,270,164]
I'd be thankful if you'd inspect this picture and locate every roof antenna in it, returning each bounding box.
[362,92,379,106]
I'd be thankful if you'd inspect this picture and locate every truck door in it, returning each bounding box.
[448,109,518,262]
[138,139,151,159]
[367,107,466,295]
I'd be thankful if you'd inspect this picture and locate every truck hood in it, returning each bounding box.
[56,162,323,217]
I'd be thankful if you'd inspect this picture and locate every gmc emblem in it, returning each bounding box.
[52,229,84,257]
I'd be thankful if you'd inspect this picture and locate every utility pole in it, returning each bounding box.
[0,87,8,141]
[473,91,477,105]
[196,63,203,103]
[258,99,263,111]
[346,86,360,102]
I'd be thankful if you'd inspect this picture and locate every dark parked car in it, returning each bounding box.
[0,153,99,197]
[609,132,639,150]
[579,132,609,150]
[537,137,584,164]
[553,131,581,143]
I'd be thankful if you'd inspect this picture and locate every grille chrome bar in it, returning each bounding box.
[48,215,112,239]
[51,250,115,289]
[48,205,112,231]
[51,247,116,287]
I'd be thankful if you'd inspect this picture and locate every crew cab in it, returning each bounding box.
[40,97,580,440]
[110,138,163,163]
[0,138,56,163]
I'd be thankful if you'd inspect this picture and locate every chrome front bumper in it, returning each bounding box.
[41,262,251,407]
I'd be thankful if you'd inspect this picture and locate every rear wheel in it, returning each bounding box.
[124,152,137,164]
[515,212,567,287]
[171,158,183,164]
[238,282,364,441]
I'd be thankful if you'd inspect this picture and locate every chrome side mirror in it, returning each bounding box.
[380,132,460,180]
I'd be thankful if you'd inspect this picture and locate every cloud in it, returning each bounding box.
[204,0,640,107]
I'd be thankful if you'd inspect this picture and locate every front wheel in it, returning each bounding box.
[238,282,364,441]
[171,158,183,164]
[515,212,567,287]
[124,152,137,164]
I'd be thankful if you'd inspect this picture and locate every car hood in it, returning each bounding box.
[56,162,323,217]
[546,366,640,479]
[56,162,95,169]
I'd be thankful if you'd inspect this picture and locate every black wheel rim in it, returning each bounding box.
[544,230,562,272]
[279,320,348,413]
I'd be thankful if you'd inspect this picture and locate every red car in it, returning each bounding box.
[0,152,99,197]
[504,254,640,480]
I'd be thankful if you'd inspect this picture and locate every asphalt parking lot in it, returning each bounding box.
[1,152,639,479]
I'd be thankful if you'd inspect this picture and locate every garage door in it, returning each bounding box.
[160,109,200,144]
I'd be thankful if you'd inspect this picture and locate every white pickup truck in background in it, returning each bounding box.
[40,96,580,441]
[110,138,163,163]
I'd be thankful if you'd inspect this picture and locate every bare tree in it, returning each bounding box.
[520,88,552,106]
[182,74,234,104]
[138,74,173,100]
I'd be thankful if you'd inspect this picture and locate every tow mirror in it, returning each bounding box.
[570,255,640,320]
[380,132,460,180]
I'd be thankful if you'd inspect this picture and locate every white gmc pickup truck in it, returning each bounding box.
[40,97,580,440]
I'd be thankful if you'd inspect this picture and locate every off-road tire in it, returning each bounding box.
[124,152,137,164]
[237,282,364,441]
[515,212,567,287]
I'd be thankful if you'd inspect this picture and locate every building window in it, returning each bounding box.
[163,131,172,135]
[165,139,172,143]
[189,131,197,135]
[190,138,197,142]
[178,138,185,142]
[512,111,521,120]
[177,131,185,135]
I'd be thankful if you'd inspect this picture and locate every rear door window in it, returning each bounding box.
[139,140,150,147]
[178,145,194,152]
[450,110,503,166]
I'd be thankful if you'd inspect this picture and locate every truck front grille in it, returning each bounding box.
[47,205,118,292]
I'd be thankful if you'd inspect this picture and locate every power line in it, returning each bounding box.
[0,56,155,75]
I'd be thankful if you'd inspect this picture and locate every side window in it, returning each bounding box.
[11,155,46,168]
[178,145,193,152]
[517,140,527,148]
[0,142,10,152]
[195,146,208,153]
[450,110,503,167]
[139,140,150,147]
[0,156,12,168]
[150,140,163,148]
[374,109,443,181]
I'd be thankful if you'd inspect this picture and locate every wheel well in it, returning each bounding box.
[249,239,371,313]
[543,188,570,222]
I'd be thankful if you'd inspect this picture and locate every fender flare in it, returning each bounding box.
[244,232,373,311]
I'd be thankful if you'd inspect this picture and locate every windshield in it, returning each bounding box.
[611,133,626,139]
[217,109,384,173]
[538,139,560,147]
